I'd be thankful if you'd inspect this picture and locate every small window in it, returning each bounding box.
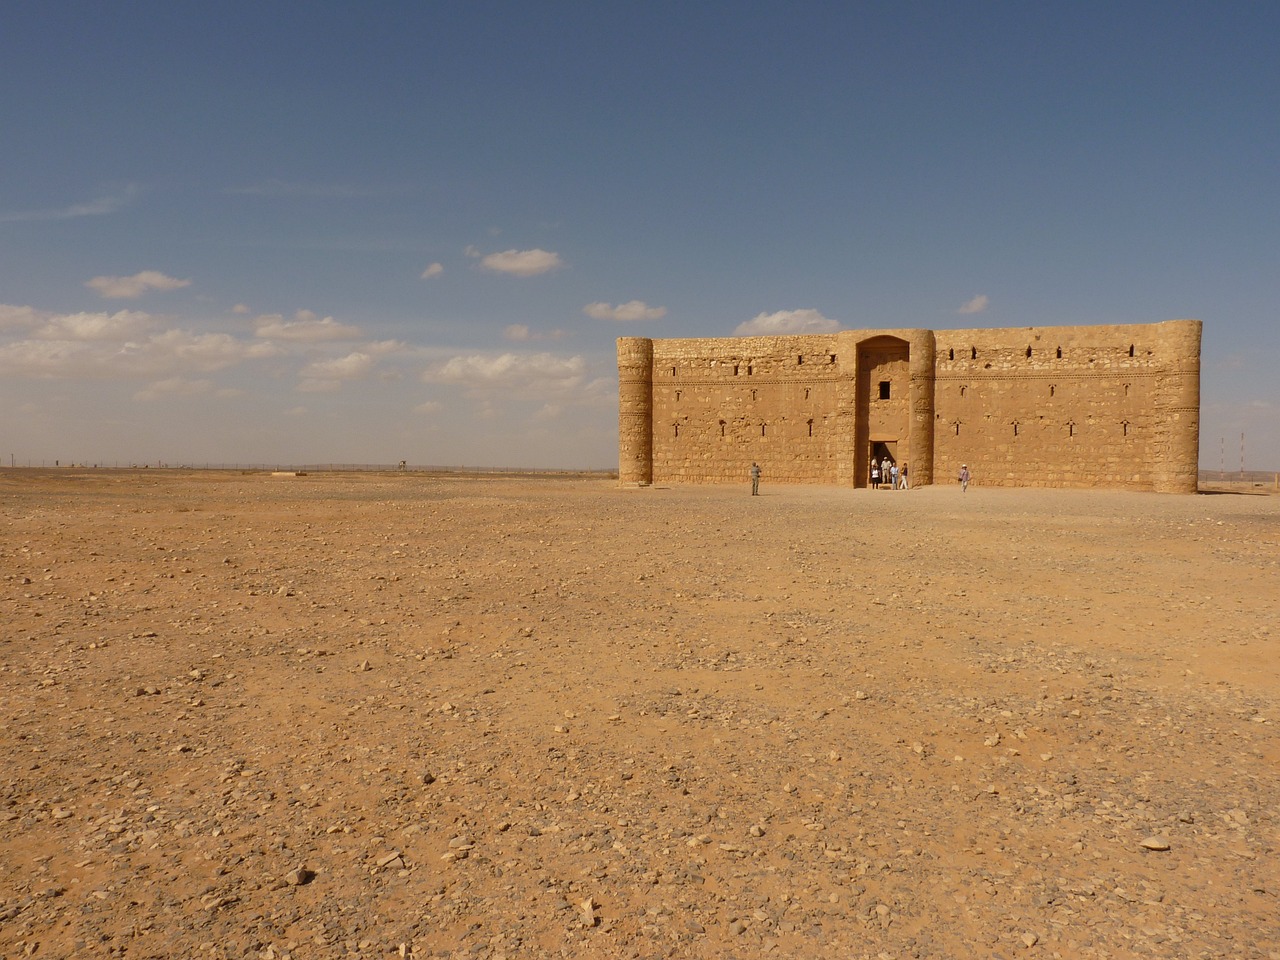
[1122,420,1130,436]
[733,364,739,376]
[1129,344,1135,357]
[1056,346,1062,359]
[829,354,837,364]
[750,389,757,401]
[803,388,810,400]
[1012,421,1019,437]
[954,421,961,436]
[674,390,681,401]
[1067,421,1075,438]
[878,381,891,400]
[797,355,803,365]
[760,424,766,437]
[747,364,754,375]
[807,418,814,437]
[673,423,680,438]
[948,348,954,361]
[1124,383,1130,396]
[719,420,726,437]
[1026,345,1032,358]
[671,366,676,376]
[971,346,977,359]
[960,385,966,397]
[1049,384,1055,397]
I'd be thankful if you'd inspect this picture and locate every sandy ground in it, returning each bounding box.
[1,469,1277,960]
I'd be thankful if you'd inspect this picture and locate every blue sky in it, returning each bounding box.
[2,2,1276,470]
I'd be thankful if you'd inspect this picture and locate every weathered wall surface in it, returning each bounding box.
[618,319,1201,492]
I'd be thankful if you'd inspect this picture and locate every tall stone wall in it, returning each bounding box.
[617,319,1201,492]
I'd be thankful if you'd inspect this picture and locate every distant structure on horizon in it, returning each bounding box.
[618,319,1201,493]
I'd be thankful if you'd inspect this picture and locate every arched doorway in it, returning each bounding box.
[855,336,911,486]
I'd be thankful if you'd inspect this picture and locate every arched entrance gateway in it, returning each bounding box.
[843,330,935,489]
[855,335,911,487]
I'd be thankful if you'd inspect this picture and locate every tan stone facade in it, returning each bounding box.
[618,319,1201,493]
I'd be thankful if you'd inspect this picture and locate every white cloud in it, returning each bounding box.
[734,309,840,336]
[414,400,443,415]
[224,179,403,199]
[475,248,564,277]
[958,294,990,315]
[232,303,251,315]
[502,323,566,342]
[134,329,278,372]
[364,339,407,356]
[0,304,49,332]
[583,300,667,322]
[420,262,444,279]
[300,351,376,380]
[296,378,343,394]
[254,310,362,341]
[423,352,585,390]
[33,309,156,341]
[86,270,191,299]
[134,377,215,402]
[0,185,138,223]
[0,327,276,380]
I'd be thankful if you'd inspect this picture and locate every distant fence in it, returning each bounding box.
[1199,469,1279,490]
[0,461,617,477]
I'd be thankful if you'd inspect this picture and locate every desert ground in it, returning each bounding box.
[1,469,1277,960]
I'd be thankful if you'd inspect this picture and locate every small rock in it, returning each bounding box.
[1139,837,1170,851]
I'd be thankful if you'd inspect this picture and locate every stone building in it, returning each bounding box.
[618,319,1201,493]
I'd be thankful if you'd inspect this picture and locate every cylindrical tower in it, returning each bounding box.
[617,337,654,485]
[906,329,936,487]
[1152,319,1202,494]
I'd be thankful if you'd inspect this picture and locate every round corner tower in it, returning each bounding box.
[617,337,654,485]
[1152,319,1202,494]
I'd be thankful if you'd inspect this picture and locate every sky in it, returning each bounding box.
[2,2,1277,471]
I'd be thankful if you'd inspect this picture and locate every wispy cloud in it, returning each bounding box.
[504,324,565,342]
[734,309,840,336]
[423,352,585,389]
[468,247,564,277]
[86,270,191,299]
[299,351,377,381]
[254,310,361,342]
[0,325,277,380]
[958,294,989,315]
[34,309,157,341]
[583,300,667,322]
[0,185,138,223]
[224,179,408,199]
[420,262,444,279]
[134,377,215,402]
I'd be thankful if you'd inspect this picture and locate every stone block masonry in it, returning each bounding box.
[618,319,1201,493]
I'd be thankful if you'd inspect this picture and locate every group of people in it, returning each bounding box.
[748,460,971,494]
[870,457,908,490]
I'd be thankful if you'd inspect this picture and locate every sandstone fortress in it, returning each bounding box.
[618,319,1201,493]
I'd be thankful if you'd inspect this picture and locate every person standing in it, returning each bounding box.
[958,464,970,492]
[750,461,761,496]
[899,462,909,490]
[881,457,891,486]
[870,460,880,489]
[889,462,899,490]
